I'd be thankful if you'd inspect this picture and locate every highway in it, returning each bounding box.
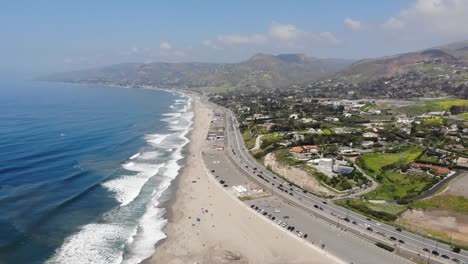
[212,102,467,264]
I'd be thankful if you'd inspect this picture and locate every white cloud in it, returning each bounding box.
[318,32,341,45]
[344,17,362,31]
[269,22,303,41]
[202,39,222,49]
[382,16,405,30]
[160,42,172,50]
[382,0,468,36]
[218,34,266,45]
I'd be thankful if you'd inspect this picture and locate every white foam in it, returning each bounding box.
[103,163,164,207]
[122,142,187,264]
[145,134,169,145]
[129,153,140,160]
[46,223,128,264]
[50,94,195,264]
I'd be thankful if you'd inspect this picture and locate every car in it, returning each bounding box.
[395,228,402,232]
[375,222,381,226]
[262,212,267,216]
[398,239,405,244]
[290,226,295,231]
[289,192,293,196]
[274,209,281,213]
[211,170,215,173]
[268,214,272,218]
[282,222,287,227]
[298,232,303,237]
[303,234,308,239]
[314,205,319,209]
[432,250,439,256]
[344,218,350,222]
[322,201,327,204]
[223,184,228,187]
[264,204,269,207]
[283,216,290,219]
[389,237,397,241]
[319,207,323,210]
[452,258,460,263]
[273,176,276,179]
[423,248,430,252]
[366,218,371,221]
[352,221,357,225]
[219,180,225,184]
[250,205,255,208]
[253,167,257,170]
[271,216,276,221]
[287,226,292,231]
[452,247,461,253]
[441,255,450,259]
[367,227,373,232]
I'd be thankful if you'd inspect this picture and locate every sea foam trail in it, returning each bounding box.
[47,92,193,264]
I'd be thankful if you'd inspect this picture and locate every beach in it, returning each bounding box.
[147,96,342,264]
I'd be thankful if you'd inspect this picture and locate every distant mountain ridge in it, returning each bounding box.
[333,40,468,82]
[44,53,353,90]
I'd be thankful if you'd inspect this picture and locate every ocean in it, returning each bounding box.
[0,80,193,264]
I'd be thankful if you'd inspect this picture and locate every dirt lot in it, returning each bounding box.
[400,209,468,246]
[399,173,468,246]
[442,172,468,198]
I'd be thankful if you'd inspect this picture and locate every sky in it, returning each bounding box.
[1,0,468,73]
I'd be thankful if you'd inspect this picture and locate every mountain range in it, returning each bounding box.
[44,54,353,90]
[44,40,468,95]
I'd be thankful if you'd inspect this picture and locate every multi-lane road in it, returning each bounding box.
[211,102,467,264]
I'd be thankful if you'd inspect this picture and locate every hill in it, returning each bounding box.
[43,54,353,90]
[334,40,468,82]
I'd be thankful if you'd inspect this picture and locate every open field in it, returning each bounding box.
[336,199,406,222]
[399,209,468,247]
[399,173,468,247]
[363,171,433,200]
[356,147,424,177]
[400,98,468,115]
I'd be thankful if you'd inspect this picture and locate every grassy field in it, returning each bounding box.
[422,117,444,125]
[335,199,403,222]
[411,195,468,213]
[356,147,424,177]
[363,171,433,200]
[400,98,468,115]
[458,112,468,120]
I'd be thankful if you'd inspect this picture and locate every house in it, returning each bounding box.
[410,163,449,175]
[303,145,320,154]
[325,117,339,122]
[289,146,311,160]
[363,132,379,138]
[308,158,334,173]
[397,117,413,124]
[361,141,374,148]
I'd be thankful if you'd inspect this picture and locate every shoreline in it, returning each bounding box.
[146,95,343,264]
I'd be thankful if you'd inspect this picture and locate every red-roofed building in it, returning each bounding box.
[410,163,449,175]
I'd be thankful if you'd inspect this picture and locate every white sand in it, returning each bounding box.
[148,96,343,264]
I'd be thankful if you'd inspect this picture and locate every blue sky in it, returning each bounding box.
[1,0,468,73]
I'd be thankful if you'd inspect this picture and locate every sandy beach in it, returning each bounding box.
[147,96,343,264]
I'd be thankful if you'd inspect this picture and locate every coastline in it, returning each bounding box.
[146,95,343,264]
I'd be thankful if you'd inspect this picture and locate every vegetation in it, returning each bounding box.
[375,242,395,252]
[363,171,435,201]
[410,195,468,213]
[401,99,468,115]
[356,147,424,177]
[335,199,400,222]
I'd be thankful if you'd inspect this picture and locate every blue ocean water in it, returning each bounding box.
[0,80,193,264]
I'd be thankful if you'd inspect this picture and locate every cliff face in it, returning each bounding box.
[263,153,334,197]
